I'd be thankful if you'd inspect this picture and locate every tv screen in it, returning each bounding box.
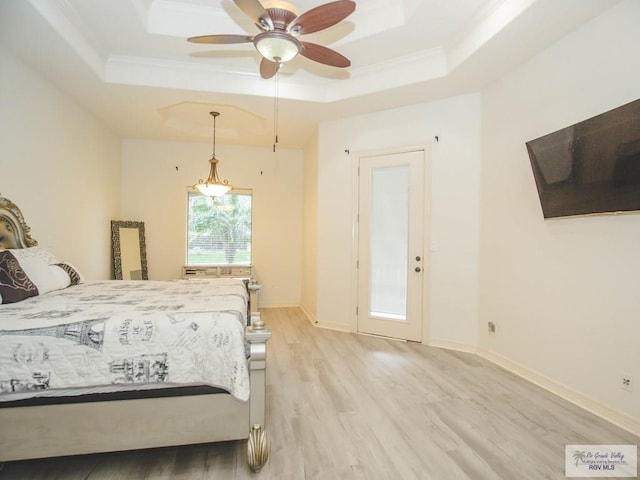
[526,98,640,219]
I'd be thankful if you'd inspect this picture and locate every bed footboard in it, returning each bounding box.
[0,318,272,467]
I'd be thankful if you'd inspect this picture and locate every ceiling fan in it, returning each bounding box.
[188,0,356,79]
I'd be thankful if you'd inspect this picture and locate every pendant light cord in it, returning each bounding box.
[212,111,217,158]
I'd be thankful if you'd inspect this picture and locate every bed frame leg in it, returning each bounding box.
[247,423,268,472]
[245,323,271,473]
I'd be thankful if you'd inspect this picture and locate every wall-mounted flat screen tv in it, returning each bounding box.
[526,98,640,219]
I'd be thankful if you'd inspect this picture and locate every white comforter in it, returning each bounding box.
[0,279,250,401]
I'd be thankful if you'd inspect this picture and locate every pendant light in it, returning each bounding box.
[194,111,233,197]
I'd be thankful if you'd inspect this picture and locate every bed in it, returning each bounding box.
[0,196,271,472]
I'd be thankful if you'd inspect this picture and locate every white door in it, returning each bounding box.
[357,150,425,342]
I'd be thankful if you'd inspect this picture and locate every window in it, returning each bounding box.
[186,190,252,266]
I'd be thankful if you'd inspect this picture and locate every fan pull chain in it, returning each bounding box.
[273,71,279,153]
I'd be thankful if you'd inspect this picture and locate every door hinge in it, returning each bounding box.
[356,306,359,315]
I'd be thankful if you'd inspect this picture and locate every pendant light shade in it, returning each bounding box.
[194,111,233,197]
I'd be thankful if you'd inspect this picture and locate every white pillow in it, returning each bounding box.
[9,246,59,265]
[11,256,70,295]
[7,247,84,294]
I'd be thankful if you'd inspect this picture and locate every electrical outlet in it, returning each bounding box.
[488,322,496,334]
[621,373,633,392]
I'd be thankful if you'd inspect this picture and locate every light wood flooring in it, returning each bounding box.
[1,307,637,479]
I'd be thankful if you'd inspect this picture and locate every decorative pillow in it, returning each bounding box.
[15,256,70,295]
[0,251,39,304]
[5,247,85,295]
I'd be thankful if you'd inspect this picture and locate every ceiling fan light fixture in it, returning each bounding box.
[254,31,300,63]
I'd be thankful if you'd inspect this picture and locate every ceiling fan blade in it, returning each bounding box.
[260,58,281,79]
[188,34,253,44]
[288,0,355,36]
[300,41,350,68]
[233,0,273,31]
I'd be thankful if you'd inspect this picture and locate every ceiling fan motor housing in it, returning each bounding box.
[264,5,298,31]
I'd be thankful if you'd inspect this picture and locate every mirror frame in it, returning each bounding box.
[111,220,148,280]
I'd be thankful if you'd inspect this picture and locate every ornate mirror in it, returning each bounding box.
[111,220,148,280]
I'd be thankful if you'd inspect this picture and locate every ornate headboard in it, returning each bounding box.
[0,196,38,250]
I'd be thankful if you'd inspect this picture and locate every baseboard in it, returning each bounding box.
[358,331,407,342]
[299,304,317,325]
[313,321,351,333]
[477,347,640,437]
[297,306,351,332]
[260,303,299,309]
[428,338,477,354]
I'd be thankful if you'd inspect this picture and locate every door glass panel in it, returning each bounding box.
[369,165,408,321]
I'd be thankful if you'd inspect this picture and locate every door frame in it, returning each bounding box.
[349,144,432,343]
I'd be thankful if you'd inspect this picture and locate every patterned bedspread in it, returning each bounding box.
[0,279,250,401]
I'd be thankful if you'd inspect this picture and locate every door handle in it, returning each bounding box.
[415,267,421,272]
[416,256,421,261]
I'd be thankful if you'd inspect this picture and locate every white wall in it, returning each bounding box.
[121,139,303,308]
[480,0,640,428]
[316,94,481,347]
[0,45,121,279]
[301,131,319,322]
